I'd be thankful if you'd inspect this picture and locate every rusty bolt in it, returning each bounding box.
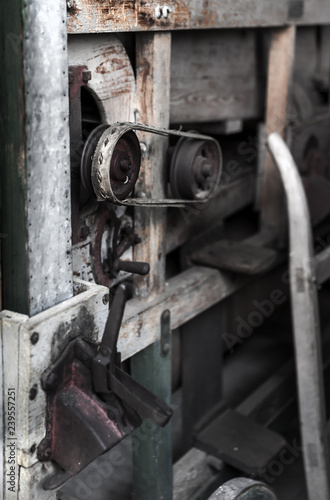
[162,343,170,356]
[82,70,92,83]
[102,294,109,305]
[30,332,39,345]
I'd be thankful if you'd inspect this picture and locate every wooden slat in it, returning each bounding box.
[260,26,296,243]
[67,0,289,34]
[170,30,260,124]
[133,32,171,297]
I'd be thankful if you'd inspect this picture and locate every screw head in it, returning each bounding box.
[30,332,39,345]
[102,294,109,305]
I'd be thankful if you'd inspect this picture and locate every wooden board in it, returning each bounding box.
[67,0,289,34]
[133,32,171,297]
[68,34,136,124]
[260,26,296,243]
[170,30,260,124]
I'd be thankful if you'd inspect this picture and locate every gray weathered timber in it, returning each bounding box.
[170,30,260,124]
[260,27,296,245]
[297,0,330,24]
[67,0,289,34]
[1,0,72,316]
[68,34,136,124]
[133,32,171,298]
[267,132,330,500]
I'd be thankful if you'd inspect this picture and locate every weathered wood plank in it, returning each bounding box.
[170,30,260,124]
[133,32,171,297]
[67,0,289,34]
[68,34,136,124]
[260,26,296,243]
[297,0,330,24]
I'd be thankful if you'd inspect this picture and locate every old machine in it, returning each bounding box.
[1,1,330,499]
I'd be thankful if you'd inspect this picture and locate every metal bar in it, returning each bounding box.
[131,311,173,500]
[267,132,330,500]
[0,0,72,317]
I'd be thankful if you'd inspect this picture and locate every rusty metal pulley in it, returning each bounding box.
[169,135,221,200]
[89,122,222,207]
[81,123,141,201]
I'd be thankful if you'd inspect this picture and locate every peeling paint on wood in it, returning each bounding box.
[67,0,290,34]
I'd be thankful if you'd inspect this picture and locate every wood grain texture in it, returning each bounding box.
[68,34,136,124]
[170,30,260,124]
[133,32,171,298]
[260,26,296,242]
[67,0,290,34]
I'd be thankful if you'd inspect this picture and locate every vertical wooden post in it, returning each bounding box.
[131,32,173,500]
[260,26,296,244]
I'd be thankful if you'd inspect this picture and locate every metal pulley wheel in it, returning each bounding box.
[91,122,222,207]
[170,135,221,200]
[81,123,141,201]
[207,478,277,500]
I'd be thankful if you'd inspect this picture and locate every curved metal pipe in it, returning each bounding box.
[267,132,330,500]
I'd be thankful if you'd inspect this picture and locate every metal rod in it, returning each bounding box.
[267,131,330,500]
[131,310,173,500]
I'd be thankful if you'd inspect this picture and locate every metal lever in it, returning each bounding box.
[113,259,150,275]
[93,285,173,426]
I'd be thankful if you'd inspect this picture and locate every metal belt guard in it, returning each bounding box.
[38,284,173,490]
[91,122,222,207]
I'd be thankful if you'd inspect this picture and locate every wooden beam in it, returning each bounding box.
[133,32,171,297]
[67,0,289,34]
[260,26,296,244]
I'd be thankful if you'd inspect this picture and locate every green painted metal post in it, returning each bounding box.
[131,310,173,500]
